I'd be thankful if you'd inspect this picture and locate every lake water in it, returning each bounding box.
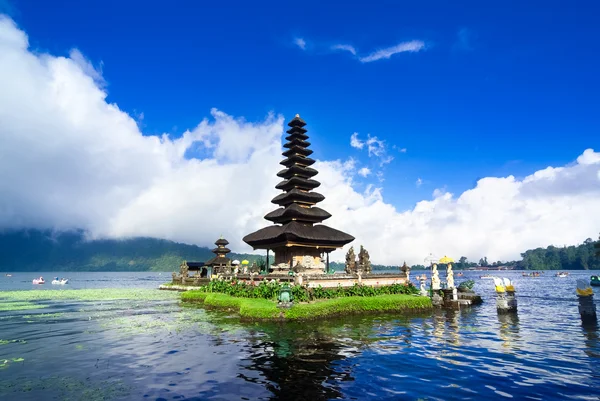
[1,270,600,400]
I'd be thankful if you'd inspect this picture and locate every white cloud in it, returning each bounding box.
[294,37,306,50]
[416,178,423,187]
[399,148,407,153]
[359,40,425,63]
[2,16,600,267]
[350,132,364,149]
[331,44,356,55]
[358,167,371,177]
[68,49,105,87]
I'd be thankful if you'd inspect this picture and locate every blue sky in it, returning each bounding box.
[3,0,599,211]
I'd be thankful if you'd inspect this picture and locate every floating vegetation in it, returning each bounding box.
[22,312,64,319]
[0,302,48,312]
[0,339,26,345]
[0,376,130,401]
[0,288,179,303]
[0,357,24,369]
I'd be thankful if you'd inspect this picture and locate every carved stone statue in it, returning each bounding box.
[446,262,455,289]
[358,245,372,274]
[431,263,441,290]
[419,276,427,296]
[180,261,189,277]
[345,246,357,274]
[293,262,307,273]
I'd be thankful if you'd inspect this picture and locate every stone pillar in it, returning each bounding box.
[577,279,597,323]
[494,277,517,314]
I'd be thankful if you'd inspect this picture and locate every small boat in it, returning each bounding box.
[456,272,464,277]
[480,274,494,279]
[51,277,69,285]
[5,274,12,277]
[32,277,45,285]
[591,276,600,287]
[555,272,569,278]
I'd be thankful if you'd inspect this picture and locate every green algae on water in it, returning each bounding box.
[0,376,130,401]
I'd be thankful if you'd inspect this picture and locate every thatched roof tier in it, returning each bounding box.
[243,221,354,249]
[275,177,321,192]
[264,204,331,224]
[283,138,311,149]
[204,256,231,266]
[285,132,308,141]
[211,247,231,254]
[271,188,325,206]
[288,115,307,127]
[280,155,315,167]
[276,165,318,179]
[214,238,229,246]
[282,146,313,158]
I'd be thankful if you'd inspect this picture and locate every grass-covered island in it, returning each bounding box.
[179,279,433,321]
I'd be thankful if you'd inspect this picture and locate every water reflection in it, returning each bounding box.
[239,323,354,400]
[497,313,521,350]
[581,321,600,358]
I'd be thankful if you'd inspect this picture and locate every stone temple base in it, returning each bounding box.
[170,272,409,289]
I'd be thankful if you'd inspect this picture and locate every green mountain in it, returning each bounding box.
[0,229,598,272]
[0,229,266,272]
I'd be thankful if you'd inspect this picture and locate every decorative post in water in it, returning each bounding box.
[430,264,442,307]
[576,279,597,324]
[494,277,517,313]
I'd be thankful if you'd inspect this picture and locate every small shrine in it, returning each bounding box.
[205,237,233,274]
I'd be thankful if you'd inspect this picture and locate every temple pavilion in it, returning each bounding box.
[243,115,354,274]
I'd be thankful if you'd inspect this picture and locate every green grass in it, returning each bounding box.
[181,291,432,321]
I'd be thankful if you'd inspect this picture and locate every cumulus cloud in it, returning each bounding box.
[352,133,393,166]
[350,132,364,149]
[331,44,356,55]
[1,16,600,266]
[294,37,306,50]
[358,167,371,178]
[359,40,425,63]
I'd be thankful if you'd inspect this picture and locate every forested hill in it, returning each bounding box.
[0,229,598,272]
[519,237,600,270]
[0,229,264,272]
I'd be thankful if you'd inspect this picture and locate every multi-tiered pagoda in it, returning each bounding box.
[205,237,231,272]
[243,115,354,274]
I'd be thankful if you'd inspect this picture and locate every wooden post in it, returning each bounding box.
[266,249,270,274]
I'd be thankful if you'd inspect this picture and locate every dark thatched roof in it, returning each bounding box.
[275,177,321,192]
[211,247,231,254]
[271,188,325,206]
[288,115,306,127]
[283,138,311,149]
[280,155,315,167]
[285,132,308,141]
[243,221,354,249]
[264,204,331,224]
[186,262,205,270]
[282,146,313,158]
[276,165,318,179]
[286,125,307,134]
[214,238,229,246]
[205,256,232,266]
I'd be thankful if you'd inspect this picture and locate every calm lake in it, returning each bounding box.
[1,270,600,400]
